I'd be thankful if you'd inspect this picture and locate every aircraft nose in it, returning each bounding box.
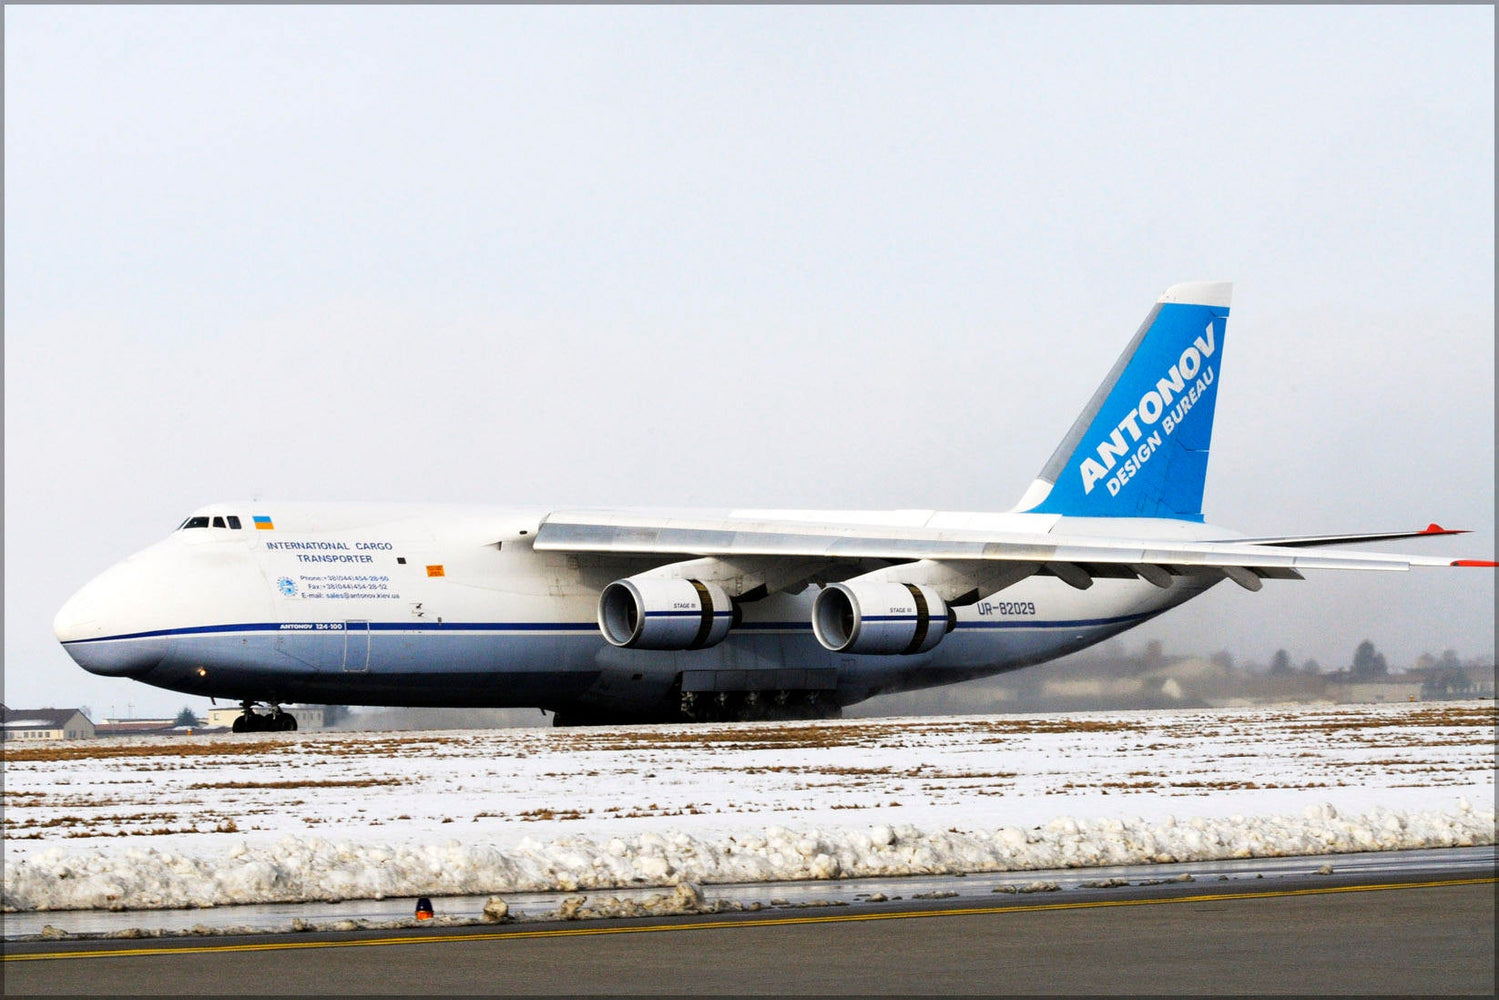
[54,564,170,678]
[53,587,101,644]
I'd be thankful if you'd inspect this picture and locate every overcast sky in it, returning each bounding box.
[5,6,1493,719]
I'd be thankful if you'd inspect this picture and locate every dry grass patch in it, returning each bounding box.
[549,721,904,753]
[1271,705,1496,735]
[2,739,294,762]
[186,778,405,790]
[539,714,1156,755]
[1168,780,1264,790]
[516,807,588,821]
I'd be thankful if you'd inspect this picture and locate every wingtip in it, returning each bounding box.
[1450,560,1497,567]
[1422,523,1468,536]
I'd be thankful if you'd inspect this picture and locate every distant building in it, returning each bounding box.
[1329,679,1425,705]
[206,705,324,730]
[1,707,96,741]
[1411,663,1496,700]
[1040,677,1144,700]
[94,718,181,737]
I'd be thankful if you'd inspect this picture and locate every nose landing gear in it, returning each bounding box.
[230,701,298,733]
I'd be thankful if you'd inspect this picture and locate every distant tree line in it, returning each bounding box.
[1351,639,1389,679]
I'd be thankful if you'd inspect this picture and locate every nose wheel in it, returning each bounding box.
[231,701,298,733]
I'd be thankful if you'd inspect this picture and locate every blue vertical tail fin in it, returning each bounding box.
[1018,282,1232,521]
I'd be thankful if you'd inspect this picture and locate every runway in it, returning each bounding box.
[6,849,1494,995]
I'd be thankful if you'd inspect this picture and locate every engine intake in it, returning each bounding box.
[598,577,734,650]
[811,582,951,655]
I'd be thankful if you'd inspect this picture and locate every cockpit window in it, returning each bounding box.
[179,516,211,530]
[212,516,226,528]
[227,515,242,529]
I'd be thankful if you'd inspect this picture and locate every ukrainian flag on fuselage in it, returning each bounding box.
[253,515,274,530]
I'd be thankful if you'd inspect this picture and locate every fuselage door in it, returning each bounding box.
[344,620,370,672]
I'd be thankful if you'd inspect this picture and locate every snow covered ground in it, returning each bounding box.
[2,701,1493,913]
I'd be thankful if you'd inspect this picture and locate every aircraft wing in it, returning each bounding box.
[533,510,1492,598]
[1221,523,1472,548]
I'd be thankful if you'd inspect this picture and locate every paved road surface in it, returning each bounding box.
[5,874,1494,995]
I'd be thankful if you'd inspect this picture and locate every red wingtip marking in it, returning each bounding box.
[1422,524,1468,536]
[1451,560,1497,567]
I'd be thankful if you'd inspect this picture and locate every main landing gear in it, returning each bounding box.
[231,701,298,733]
[546,686,845,728]
[679,689,841,723]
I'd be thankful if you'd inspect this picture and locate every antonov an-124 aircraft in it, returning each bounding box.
[55,283,1494,730]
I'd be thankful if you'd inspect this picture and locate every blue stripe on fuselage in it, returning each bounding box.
[60,620,601,645]
[61,610,1158,647]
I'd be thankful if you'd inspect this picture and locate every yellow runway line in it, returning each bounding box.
[6,876,1494,963]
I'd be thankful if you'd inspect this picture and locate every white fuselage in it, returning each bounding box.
[53,288,1483,724]
[54,502,1223,719]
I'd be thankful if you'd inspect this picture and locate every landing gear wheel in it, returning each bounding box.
[233,700,263,734]
[230,702,298,733]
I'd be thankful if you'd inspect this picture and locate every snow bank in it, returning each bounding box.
[5,800,1491,912]
[4,702,1493,912]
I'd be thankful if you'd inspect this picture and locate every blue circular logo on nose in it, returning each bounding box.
[277,577,297,597]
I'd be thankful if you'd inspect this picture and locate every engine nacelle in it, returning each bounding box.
[811,582,951,655]
[598,577,734,650]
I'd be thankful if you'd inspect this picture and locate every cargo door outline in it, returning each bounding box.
[344,620,370,672]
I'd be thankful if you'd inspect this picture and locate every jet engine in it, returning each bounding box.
[811,582,951,655]
[598,577,734,650]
